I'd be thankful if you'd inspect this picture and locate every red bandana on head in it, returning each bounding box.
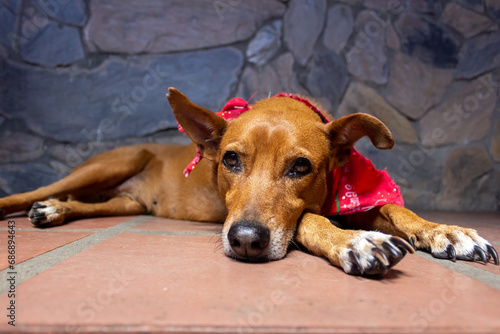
[177,97,252,177]
[176,94,404,214]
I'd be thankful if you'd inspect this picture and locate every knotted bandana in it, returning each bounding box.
[177,97,252,177]
[321,148,404,215]
[176,94,404,214]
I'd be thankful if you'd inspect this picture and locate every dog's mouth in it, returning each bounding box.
[221,220,293,262]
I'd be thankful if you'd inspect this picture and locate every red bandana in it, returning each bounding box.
[321,148,404,215]
[177,94,404,214]
[177,97,252,177]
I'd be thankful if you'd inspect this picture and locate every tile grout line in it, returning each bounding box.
[0,228,105,233]
[415,251,500,290]
[0,228,223,237]
[0,215,152,294]
[128,229,220,237]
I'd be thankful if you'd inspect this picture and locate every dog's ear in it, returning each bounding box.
[167,87,227,161]
[326,113,394,165]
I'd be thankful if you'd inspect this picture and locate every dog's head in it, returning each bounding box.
[167,88,393,262]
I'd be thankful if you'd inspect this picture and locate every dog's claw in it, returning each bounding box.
[382,241,402,259]
[348,251,362,275]
[371,247,390,267]
[365,257,387,276]
[409,235,416,250]
[474,245,488,264]
[446,244,456,262]
[390,236,415,254]
[342,232,412,276]
[29,202,47,220]
[28,201,59,227]
[31,212,48,226]
[32,202,47,209]
[487,245,499,265]
[34,211,46,219]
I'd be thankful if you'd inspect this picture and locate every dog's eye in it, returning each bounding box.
[288,158,312,178]
[222,151,242,172]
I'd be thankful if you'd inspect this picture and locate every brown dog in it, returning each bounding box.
[0,88,497,275]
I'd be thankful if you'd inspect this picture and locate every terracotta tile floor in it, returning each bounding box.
[1,212,499,333]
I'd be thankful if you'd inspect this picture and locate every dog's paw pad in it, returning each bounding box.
[416,226,499,265]
[340,231,415,276]
[29,200,65,227]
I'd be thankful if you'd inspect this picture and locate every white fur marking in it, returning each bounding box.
[340,231,393,273]
[426,225,491,257]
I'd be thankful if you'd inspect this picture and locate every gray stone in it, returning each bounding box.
[497,171,500,209]
[420,73,497,147]
[50,139,143,169]
[441,3,496,38]
[355,139,443,197]
[437,146,494,211]
[0,131,45,163]
[0,4,17,55]
[401,0,444,14]
[84,0,285,54]
[236,53,307,102]
[491,118,500,162]
[323,4,354,55]
[345,10,388,84]
[486,0,500,22]
[306,50,350,111]
[364,0,403,11]
[0,163,60,196]
[246,20,282,67]
[0,44,7,58]
[26,0,87,26]
[366,0,443,14]
[337,82,418,144]
[4,0,20,12]
[49,131,190,171]
[395,13,460,69]
[283,0,326,65]
[401,188,437,211]
[386,52,454,120]
[19,19,85,67]
[386,23,400,50]
[460,172,498,211]
[1,46,244,143]
[456,31,500,79]
[366,0,442,15]
[457,0,485,12]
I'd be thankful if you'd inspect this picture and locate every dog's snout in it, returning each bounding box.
[227,221,270,261]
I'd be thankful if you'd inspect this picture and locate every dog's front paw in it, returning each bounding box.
[340,231,415,276]
[412,225,498,265]
[29,200,66,227]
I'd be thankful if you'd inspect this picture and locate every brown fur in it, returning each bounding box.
[0,88,497,275]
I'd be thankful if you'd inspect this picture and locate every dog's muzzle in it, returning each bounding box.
[227,221,270,262]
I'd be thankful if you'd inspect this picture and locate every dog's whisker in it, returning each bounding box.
[212,236,224,254]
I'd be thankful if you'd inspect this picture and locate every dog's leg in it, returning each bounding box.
[0,148,153,219]
[295,212,414,275]
[341,204,499,265]
[28,196,146,227]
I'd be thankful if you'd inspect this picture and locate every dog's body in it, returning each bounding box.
[0,88,497,275]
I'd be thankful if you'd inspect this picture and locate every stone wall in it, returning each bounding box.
[0,0,499,212]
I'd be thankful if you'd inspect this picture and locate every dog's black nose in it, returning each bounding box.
[228,221,270,261]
